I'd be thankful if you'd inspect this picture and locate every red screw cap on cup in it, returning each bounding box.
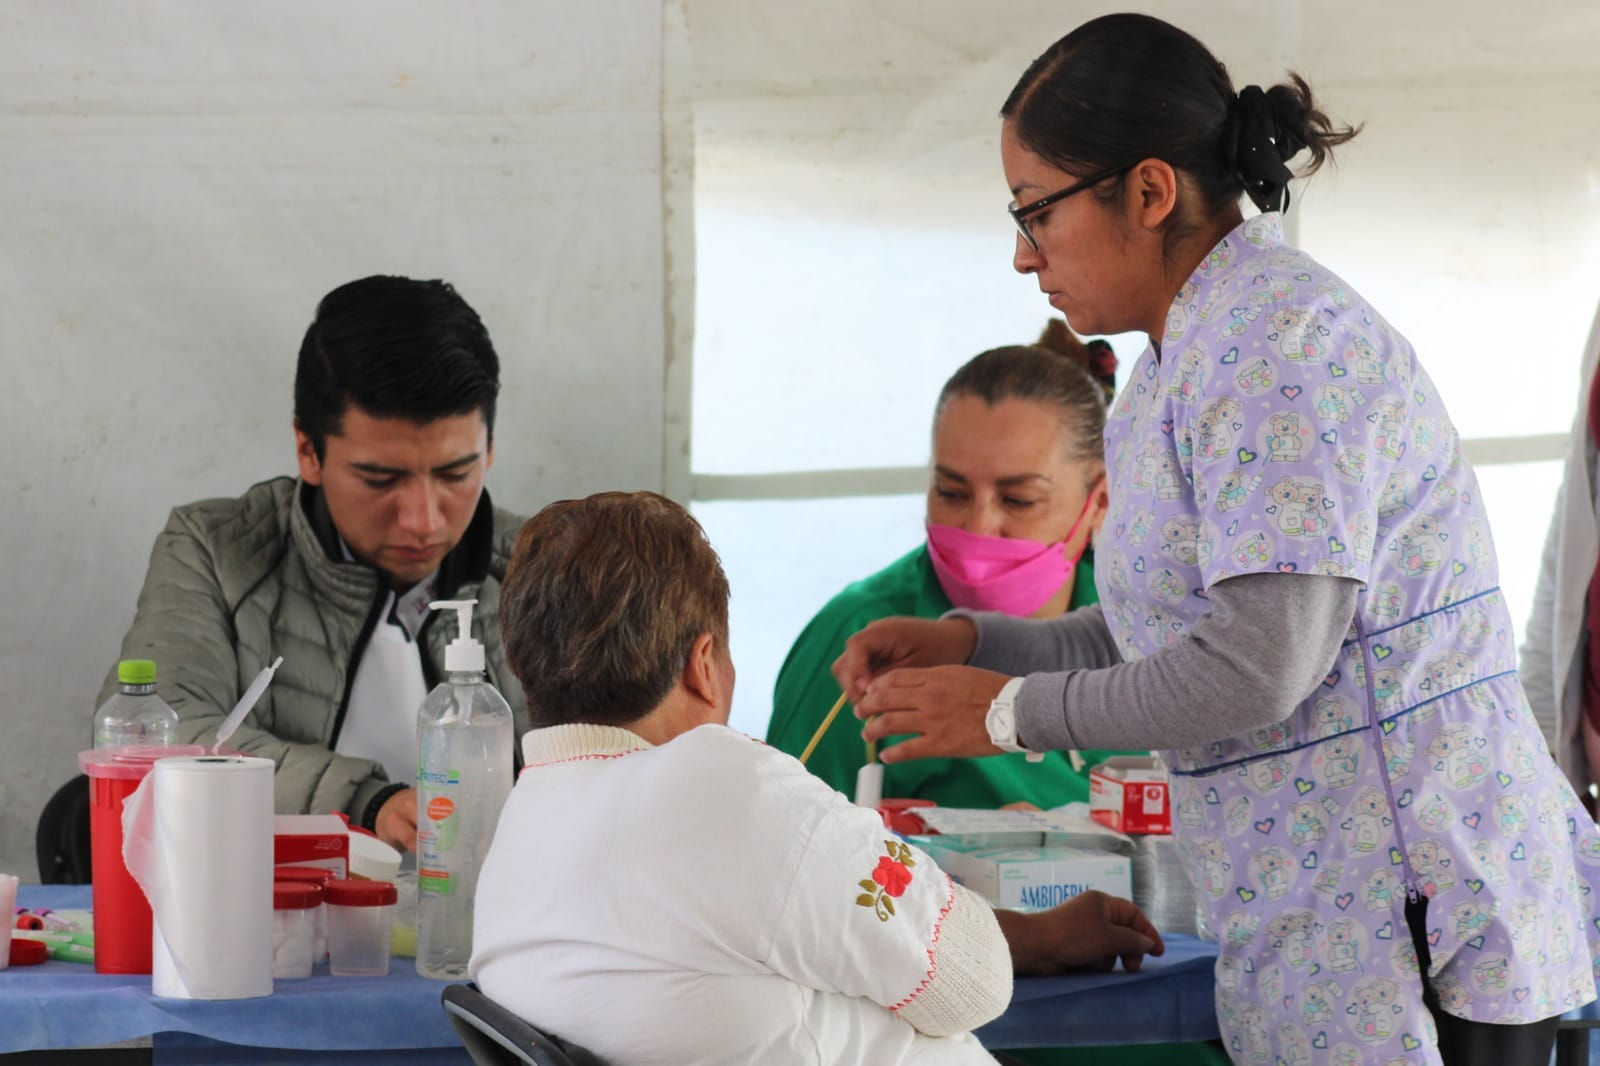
[323,879,397,907]
[273,882,324,910]
[9,937,49,966]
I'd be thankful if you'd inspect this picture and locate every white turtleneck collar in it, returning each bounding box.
[520,722,653,768]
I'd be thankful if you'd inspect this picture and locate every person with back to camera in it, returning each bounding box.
[471,491,1163,1066]
[831,14,1600,1065]
[767,322,1143,813]
[103,276,527,852]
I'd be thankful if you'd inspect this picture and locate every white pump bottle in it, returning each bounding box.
[415,598,514,980]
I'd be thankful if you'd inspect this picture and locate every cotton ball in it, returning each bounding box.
[272,911,315,979]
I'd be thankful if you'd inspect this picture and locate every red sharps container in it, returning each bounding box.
[78,745,208,974]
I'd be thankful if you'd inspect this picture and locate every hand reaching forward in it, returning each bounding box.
[995,890,1164,976]
[375,787,418,853]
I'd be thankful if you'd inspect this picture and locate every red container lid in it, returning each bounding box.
[323,879,397,907]
[273,882,324,910]
[274,866,336,885]
[9,937,49,966]
[78,745,212,779]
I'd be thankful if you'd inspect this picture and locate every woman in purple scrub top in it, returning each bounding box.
[834,13,1600,1066]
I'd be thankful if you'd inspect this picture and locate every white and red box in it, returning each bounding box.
[273,814,350,877]
[1089,756,1171,835]
[914,839,1133,912]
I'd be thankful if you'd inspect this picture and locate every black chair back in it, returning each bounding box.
[36,775,92,884]
[441,983,606,1066]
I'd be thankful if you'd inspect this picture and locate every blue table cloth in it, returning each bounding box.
[11,883,1596,1062]
[2,885,464,1060]
[6,885,1223,1058]
[977,934,1221,1048]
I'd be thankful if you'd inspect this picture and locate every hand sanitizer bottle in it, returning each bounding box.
[94,660,180,749]
[415,599,514,980]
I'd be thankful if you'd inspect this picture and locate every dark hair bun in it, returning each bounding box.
[1036,319,1116,401]
[1230,76,1358,212]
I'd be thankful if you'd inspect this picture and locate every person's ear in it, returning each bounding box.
[1127,158,1180,232]
[681,633,721,709]
[1087,473,1111,536]
[1079,470,1111,544]
[294,421,325,486]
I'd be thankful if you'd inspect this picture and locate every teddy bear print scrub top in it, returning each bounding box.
[1097,212,1600,1065]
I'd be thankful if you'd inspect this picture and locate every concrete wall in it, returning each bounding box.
[0,1,672,879]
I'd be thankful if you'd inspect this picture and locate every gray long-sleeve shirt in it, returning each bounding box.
[959,573,1361,753]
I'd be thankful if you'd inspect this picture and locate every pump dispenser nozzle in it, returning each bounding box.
[430,599,485,674]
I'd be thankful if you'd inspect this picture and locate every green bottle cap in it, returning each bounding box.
[117,659,157,685]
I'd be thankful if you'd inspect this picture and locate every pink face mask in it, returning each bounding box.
[926,499,1095,616]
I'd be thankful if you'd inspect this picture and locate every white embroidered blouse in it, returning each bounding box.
[471,722,1011,1065]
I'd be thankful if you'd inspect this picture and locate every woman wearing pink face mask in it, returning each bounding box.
[766,322,1139,808]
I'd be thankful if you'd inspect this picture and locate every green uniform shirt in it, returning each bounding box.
[767,543,1134,808]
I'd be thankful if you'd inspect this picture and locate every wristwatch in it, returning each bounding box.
[985,677,1044,763]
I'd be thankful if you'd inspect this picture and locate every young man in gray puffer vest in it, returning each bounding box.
[103,275,527,851]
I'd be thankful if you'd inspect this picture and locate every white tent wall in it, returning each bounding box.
[0,2,677,879]
[688,1,1600,737]
[3,0,1598,876]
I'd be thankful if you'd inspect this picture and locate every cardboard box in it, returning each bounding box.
[910,807,1133,853]
[917,839,1132,912]
[273,814,349,877]
[1089,757,1171,835]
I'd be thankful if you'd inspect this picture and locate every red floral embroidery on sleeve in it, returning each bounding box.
[856,840,916,921]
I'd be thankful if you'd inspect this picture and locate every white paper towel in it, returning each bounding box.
[1130,833,1200,937]
[122,755,274,999]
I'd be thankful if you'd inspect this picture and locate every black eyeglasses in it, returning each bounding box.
[1008,164,1134,252]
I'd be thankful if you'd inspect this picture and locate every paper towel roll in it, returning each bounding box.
[122,755,274,999]
[1130,833,1199,937]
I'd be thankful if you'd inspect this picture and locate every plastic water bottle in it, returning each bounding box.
[415,599,514,980]
[94,659,179,749]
